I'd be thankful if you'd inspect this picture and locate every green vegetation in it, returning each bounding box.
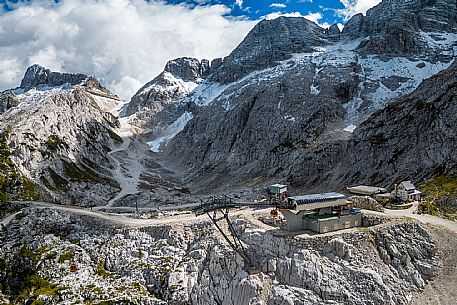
[45,252,58,260]
[58,249,74,263]
[12,275,62,304]
[178,187,191,194]
[420,174,457,217]
[0,129,37,201]
[20,246,40,264]
[48,168,69,191]
[96,262,111,278]
[62,159,119,188]
[45,134,69,151]
[368,134,387,145]
[63,159,98,182]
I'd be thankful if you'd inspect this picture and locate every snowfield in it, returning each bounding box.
[147,111,194,152]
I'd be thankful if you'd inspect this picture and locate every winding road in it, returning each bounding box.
[2,200,456,234]
[365,202,457,233]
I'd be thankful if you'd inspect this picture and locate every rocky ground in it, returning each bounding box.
[0,203,452,305]
[411,226,457,305]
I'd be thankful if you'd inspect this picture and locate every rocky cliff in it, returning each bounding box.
[0,207,440,305]
[345,60,457,187]
[19,64,89,91]
[351,0,457,56]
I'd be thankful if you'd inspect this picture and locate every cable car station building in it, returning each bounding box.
[279,192,362,233]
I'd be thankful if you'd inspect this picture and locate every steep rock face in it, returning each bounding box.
[0,66,123,204]
[124,57,209,117]
[0,92,19,114]
[344,60,457,186]
[160,51,453,192]
[164,57,210,82]
[19,64,88,91]
[326,24,341,42]
[344,0,457,56]
[162,57,351,190]
[211,17,328,84]
[342,13,365,40]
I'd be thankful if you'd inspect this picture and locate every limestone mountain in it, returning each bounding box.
[124,57,210,117]
[128,0,456,192]
[0,65,124,204]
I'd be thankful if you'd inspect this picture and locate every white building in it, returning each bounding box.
[395,181,422,202]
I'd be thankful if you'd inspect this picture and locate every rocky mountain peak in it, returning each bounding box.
[326,23,341,42]
[211,16,328,83]
[19,64,89,91]
[349,0,457,55]
[341,13,365,40]
[123,57,209,117]
[164,57,210,82]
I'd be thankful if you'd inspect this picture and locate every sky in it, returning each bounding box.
[0,0,382,99]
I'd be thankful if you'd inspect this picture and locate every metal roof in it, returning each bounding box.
[270,184,287,188]
[400,181,416,191]
[288,192,345,205]
[347,185,387,195]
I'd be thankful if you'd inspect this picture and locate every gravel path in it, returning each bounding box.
[0,211,22,227]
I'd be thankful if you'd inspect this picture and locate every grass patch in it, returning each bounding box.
[58,249,74,263]
[45,134,69,151]
[96,262,112,278]
[420,174,457,215]
[15,275,61,304]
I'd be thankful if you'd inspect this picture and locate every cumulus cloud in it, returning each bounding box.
[0,0,255,99]
[303,12,330,28]
[337,0,382,21]
[264,11,331,29]
[264,11,304,20]
[269,3,287,9]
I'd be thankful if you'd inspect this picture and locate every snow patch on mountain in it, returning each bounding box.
[90,94,124,114]
[359,56,453,116]
[3,86,69,118]
[140,72,199,97]
[421,32,457,56]
[147,111,193,152]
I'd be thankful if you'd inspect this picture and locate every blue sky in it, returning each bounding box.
[1,0,375,25]
[164,0,346,24]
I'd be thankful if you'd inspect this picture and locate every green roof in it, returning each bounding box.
[306,214,339,221]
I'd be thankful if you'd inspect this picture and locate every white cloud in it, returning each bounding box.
[337,0,382,21]
[235,0,243,8]
[264,11,331,28]
[303,12,323,24]
[0,0,255,99]
[269,3,287,9]
[264,11,305,20]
